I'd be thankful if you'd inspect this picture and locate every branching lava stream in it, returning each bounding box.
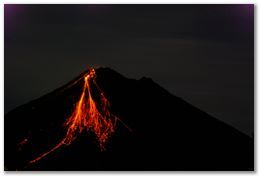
[28,68,130,164]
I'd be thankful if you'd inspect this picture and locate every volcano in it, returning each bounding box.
[5,67,253,171]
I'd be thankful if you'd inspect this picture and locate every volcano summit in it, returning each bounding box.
[5,67,253,171]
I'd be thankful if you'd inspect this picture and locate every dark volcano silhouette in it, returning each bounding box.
[5,67,253,171]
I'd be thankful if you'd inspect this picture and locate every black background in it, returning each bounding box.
[4,4,254,135]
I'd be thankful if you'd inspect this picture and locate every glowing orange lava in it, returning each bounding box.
[29,68,130,164]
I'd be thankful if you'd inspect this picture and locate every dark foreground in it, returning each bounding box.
[5,67,254,171]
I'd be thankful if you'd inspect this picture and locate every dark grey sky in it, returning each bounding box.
[4,4,254,135]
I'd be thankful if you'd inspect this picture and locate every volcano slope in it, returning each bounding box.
[5,67,253,171]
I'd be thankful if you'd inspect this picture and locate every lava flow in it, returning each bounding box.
[28,68,130,164]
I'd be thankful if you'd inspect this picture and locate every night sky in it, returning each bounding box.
[4,4,254,136]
